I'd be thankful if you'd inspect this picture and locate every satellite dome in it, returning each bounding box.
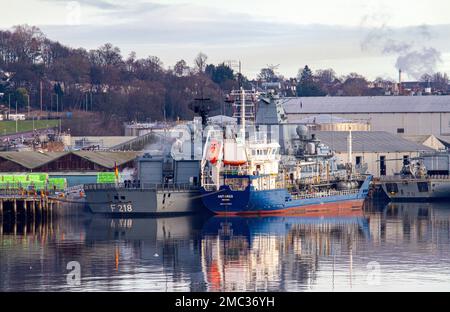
[296,125,308,138]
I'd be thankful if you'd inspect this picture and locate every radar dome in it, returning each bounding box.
[296,125,308,138]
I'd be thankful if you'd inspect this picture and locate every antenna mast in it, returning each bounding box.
[347,127,353,179]
[240,87,246,145]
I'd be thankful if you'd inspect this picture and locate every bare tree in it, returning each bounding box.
[174,59,188,77]
[342,73,369,96]
[315,69,337,85]
[432,72,449,91]
[420,73,433,83]
[194,52,208,73]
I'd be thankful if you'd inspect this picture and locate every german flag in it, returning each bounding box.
[114,162,119,180]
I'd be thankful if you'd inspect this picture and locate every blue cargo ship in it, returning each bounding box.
[201,175,371,215]
[200,89,372,215]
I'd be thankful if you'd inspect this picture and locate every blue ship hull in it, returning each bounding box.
[201,176,372,215]
[202,214,370,241]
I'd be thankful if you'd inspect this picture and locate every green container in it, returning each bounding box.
[14,175,28,183]
[1,175,15,182]
[0,173,65,190]
[97,172,117,184]
[28,173,48,182]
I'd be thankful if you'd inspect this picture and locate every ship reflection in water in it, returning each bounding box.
[1,202,450,291]
[201,210,369,292]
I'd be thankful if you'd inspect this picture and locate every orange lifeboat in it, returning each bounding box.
[223,160,247,166]
[208,140,220,164]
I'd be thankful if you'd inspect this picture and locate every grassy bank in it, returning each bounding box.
[0,119,60,135]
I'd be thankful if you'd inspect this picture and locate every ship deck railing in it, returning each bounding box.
[65,185,85,193]
[0,188,58,197]
[202,184,218,191]
[0,185,59,193]
[377,175,450,182]
[83,182,199,192]
[291,188,359,200]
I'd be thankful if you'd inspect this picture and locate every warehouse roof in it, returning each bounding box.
[282,96,450,114]
[0,152,68,169]
[313,131,434,153]
[0,151,140,169]
[72,151,140,168]
[436,136,450,149]
[401,135,432,145]
[71,136,137,149]
[295,114,355,124]
[208,115,237,124]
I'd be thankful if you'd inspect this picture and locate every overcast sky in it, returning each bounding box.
[1,0,450,80]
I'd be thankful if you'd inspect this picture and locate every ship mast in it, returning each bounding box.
[347,127,353,179]
[240,87,246,145]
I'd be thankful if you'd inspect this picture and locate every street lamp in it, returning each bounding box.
[26,94,30,117]
[15,100,18,134]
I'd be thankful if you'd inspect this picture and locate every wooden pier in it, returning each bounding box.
[0,192,59,220]
[0,205,55,238]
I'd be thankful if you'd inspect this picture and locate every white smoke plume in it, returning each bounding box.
[361,15,442,80]
[143,131,176,156]
[395,48,442,80]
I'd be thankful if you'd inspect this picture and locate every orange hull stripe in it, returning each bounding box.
[214,199,365,217]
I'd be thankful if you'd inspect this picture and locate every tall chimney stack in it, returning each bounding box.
[398,69,402,95]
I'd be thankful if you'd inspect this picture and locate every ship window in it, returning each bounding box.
[403,155,409,165]
[397,128,405,134]
[121,196,126,200]
[224,177,249,191]
[380,156,386,176]
[386,183,398,193]
[417,182,429,192]
[114,196,119,200]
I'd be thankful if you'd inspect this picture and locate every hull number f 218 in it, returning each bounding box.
[110,203,133,212]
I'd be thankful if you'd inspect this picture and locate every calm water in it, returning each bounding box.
[1,201,450,292]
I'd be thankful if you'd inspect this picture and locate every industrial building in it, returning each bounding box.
[64,136,137,150]
[293,114,370,131]
[0,151,140,172]
[279,96,450,136]
[312,131,434,178]
[0,151,141,185]
[402,135,449,151]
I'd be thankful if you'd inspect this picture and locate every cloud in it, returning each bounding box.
[28,1,450,79]
[43,0,122,10]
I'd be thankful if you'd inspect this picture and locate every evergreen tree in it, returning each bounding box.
[297,65,325,96]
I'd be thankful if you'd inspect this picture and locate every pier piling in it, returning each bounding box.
[13,199,17,219]
[0,195,58,220]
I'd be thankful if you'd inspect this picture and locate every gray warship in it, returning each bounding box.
[81,101,210,216]
[82,154,204,215]
[379,151,450,201]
